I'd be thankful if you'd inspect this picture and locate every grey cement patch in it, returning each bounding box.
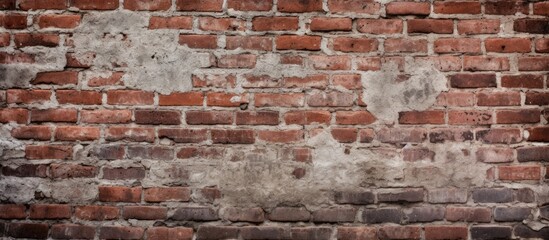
[72,11,212,94]
[361,60,448,123]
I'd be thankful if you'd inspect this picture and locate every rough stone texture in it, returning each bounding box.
[0,0,548,238]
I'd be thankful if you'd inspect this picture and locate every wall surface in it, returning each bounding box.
[0,0,548,239]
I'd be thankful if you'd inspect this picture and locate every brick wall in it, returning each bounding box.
[0,0,548,239]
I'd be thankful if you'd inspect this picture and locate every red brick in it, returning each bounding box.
[135,110,181,125]
[496,109,540,124]
[2,14,27,29]
[218,54,257,68]
[124,0,171,10]
[337,227,377,239]
[331,128,357,143]
[464,56,510,71]
[458,19,500,35]
[199,17,245,31]
[99,186,142,202]
[70,0,119,10]
[56,90,102,105]
[328,0,380,14]
[0,108,28,124]
[268,207,310,222]
[255,93,305,107]
[499,165,541,181]
[145,187,191,202]
[526,92,549,105]
[399,111,445,125]
[429,129,474,143]
[284,110,331,125]
[2,164,48,178]
[81,109,132,124]
[378,226,421,240]
[477,91,520,106]
[105,127,155,142]
[147,227,193,240]
[32,71,78,85]
[252,17,299,31]
[486,0,528,15]
[15,33,59,48]
[336,111,376,125]
[224,207,265,223]
[75,205,119,220]
[359,129,375,143]
[159,92,203,106]
[404,147,435,162]
[332,74,361,90]
[309,55,351,70]
[157,129,206,144]
[486,38,531,53]
[7,223,49,239]
[7,89,51,104]
[197,226,239,240]
[175,0,223,11]
[107,90,154,105]
[518,146,549,162]
[127,146,173,160]
[312,208,357,223]
[446,207,490,222]
[37,14,81,29]
[434,38,481,53]
[502,75,544,88]
[186,110,233,125]
[211,129,255,144]
[207,92,249,107]
[357,19,403,34]
[535,38,549,53]
[0,32,9,47]
[55,126,100,141]
[278,0,322,12]
[519,57,549,71]
[236,111,279,125]
[179,34,217,49]
[527,127,549,142]
[0,0,15,9]
[25,145,72,160]
[450,74,496,89]
[534,2,549,15]
[476,128,521,144]
[123,206,167,220]
[11,125,51,140]
[514,19,549,34]
[29,204,70,219]
[434,1,481,14]
[448,110,493,125]
[332,37,377,53]
[19,0,66,9]
[149,16,192,29]
[226,36,272,51]
[276,35,321,51]
[50,164,97,178]
[99,226,144,240]
[66,52,94,68]
[0,204,26,219]
[0,52,35,64]
[386,2,430,15]
[425,225,468,240]
[87,71,124,87]
[408,19,453,34]
[307,91,353,107]
[310,17,352,31]
[258,130,303,143]
[51,224,95,240]
[31,108,77,123]
[385,38,427,53]
[284,75,328,89]
[228,0,272,11]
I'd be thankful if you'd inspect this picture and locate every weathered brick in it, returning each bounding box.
[335,191,374,205]
[102,167,146,180]
[171,207,219,221]
[471,226,512,240]
[51,224,95,240]
[50,164,97,178]
[2,164,48,178]
[472,188,514,203]
[357,19,403,34]
[337,227,377,240]
[494,207,531,222]
[196,226,239,240]
[425,225,468,240]
[123,206,167,220]
[312,208,356,223]
[328,0,380,14]
[224,207,265,223]
[26,145,72,160]
[278,0,322,12]
[30,204,71,219]
[499,165,541,181]
[447,207,492,223]
[98,186,142,202]
[268,207,310,222]
[406,206,445,223]
[386,2,430,15]
[7,223,49,239]
[0,205,26,219]
[362,208,402,223]
[75,205,119,220]
[99,226,144,240]
[378,189,424,203]
[517,146,549,162]
[378,226,421,240]
[526,127,549,142]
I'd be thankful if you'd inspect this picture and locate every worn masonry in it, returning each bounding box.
[0,0,549,239]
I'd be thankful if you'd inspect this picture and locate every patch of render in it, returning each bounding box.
[0,123,25,160]
[0,47,68,89]
[0,177,43,203]
[361,60,448,123]
[72,11,211,94]
[402,143,492,188]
